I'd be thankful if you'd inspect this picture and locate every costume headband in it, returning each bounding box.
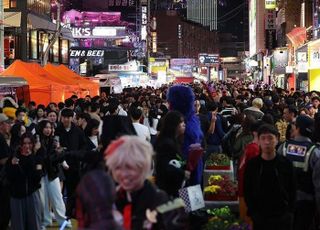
[104,138,125,158]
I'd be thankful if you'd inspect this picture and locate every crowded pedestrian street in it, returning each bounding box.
[1,0,320,230]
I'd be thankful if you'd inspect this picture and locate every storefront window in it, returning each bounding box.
[39,32,49,58]
[61,40,69,64]
[10,0,17,8]
[30,30,38,59]
[27,32,30,59]
[53,39,59,63]
[4,0,10,9]
[28,0,50,15]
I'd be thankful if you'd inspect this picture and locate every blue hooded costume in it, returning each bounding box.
[167,85,204,185]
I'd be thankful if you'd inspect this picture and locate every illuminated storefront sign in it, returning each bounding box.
[70,49,105,57]
[198,53,219,65]
[177,24,182,39]
[151,32,157,53]
[273,49,288,74]
[71,27,125,38]
[72,28,91,37]
[141,6,148,41]
[265,0,276,10]
[92,27,117,36]
[309,40,320,69]
[108,64,139,72]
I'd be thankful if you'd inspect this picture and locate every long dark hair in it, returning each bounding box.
[10,122,25,151]
[19,132,36,154]
[313,113,320,143]
[148,107,158,128]
[84,119,100,137]
[38,120,54,138]
[158,111,184,140]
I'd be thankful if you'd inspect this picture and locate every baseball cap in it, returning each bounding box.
[0,113,9,123]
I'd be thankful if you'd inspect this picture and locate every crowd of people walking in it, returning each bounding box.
[0,80,319,230]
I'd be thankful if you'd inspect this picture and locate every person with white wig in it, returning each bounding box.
[105,135,188,230]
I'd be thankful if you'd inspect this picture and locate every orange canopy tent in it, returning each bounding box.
[55,64,99,96]
[44,63,94,98]
[0,60,65,105]
[26,62,80,99]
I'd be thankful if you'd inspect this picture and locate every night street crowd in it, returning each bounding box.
[0,81,319,230]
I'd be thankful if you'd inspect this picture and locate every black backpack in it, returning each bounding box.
[221,124,241,157]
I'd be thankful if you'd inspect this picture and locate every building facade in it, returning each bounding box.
[4,0,72,66]
[186,0,217,31]
[178,20,219,59]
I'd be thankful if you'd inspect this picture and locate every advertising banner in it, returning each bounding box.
[273,49,288,75]
[198,54,219,66]
[265,0,276,10]
[170,58,195,77]
[309,40,320,69]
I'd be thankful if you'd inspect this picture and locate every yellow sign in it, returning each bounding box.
[265,0,276,9]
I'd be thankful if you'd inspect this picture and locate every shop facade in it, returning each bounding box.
[295,44,309,92]
[273,48,288,89]
[3,0,72,67]
[308,39,320,91]
[63,10,139,76]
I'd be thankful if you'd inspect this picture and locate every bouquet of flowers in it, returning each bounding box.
[205,154,231,170]
[203,207,251,230]
[204,175,238,201]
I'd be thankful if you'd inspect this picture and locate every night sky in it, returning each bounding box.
[218,0,247,41]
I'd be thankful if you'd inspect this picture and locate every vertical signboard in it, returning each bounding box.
[249,0,257,57]
[265,10,276,50]
[151,32,157,53]
[141,5,147,41]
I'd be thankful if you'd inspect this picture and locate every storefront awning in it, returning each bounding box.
[174,77,194,83]
[4,12,21,27]
[286,27,306,47]
[60,27,74,40]
[28,13,74,41]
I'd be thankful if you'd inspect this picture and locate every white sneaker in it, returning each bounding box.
[60,219,72,230]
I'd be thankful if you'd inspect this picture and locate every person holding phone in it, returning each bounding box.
[37,120,69,229]
[6,133,44,230]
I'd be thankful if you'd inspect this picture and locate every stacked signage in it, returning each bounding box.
[265,9,276,50]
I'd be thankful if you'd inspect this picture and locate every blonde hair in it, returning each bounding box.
[252,98,263,109]
[105,135,154,180]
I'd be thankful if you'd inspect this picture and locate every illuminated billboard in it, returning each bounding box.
[249,0,256,57]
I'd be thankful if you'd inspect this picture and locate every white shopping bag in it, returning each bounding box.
[178,184,205,213]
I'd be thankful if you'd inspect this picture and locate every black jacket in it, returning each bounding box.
[55,123,87,172]
[155,138,185,197]
[6,151,43,198]
[41,137,65,181]
[100,115,136,152]
[116,180,188,230]
[244,154,296,218]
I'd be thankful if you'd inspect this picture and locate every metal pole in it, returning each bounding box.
[207,66,211,82]
[0,0,4,70]
[42,0,61,66]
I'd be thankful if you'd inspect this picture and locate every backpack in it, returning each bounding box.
[221,124,241,157]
